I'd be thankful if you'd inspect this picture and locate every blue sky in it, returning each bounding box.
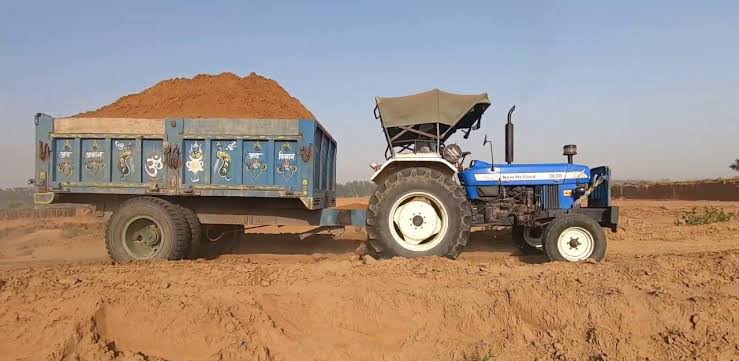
[1,1,738,186]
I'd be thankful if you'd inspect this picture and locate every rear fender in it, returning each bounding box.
[370,156,457,185]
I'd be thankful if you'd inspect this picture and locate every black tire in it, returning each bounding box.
[366,167,472,259]
[105,197,191,262]
[542,214,607,262]
[512,225,544,254]
[177,205,203,260]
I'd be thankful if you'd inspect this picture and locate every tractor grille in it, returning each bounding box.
[540,185,560,209]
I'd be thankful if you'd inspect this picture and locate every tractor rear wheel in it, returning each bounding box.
[366,167,471,259]
[542,214,607,262]
[106,197,191,262]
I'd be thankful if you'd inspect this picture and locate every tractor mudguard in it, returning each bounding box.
[370,154,457,184]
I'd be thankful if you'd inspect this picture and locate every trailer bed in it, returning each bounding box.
[33,114,337,210]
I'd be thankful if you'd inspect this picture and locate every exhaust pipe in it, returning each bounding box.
[505,105,515,164]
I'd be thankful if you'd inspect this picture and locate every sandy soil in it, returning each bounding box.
[73,72,314,120]
[0,199,737,361]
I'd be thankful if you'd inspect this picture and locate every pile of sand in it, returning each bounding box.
[74,72,315,120]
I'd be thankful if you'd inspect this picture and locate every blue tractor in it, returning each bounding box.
[366,89,619,262]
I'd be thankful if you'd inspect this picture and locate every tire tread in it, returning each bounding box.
[366,167,471,259]
[105,197,190,262]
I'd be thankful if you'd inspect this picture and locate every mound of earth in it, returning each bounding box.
[73,72,315,120]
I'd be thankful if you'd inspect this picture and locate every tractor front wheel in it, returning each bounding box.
[542,214,607,262]
[366,167,472,259]
[512,225,544,254]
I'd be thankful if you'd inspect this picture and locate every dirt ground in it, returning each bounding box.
[0,199,737,361]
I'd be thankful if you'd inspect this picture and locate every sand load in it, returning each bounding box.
[73,72,315,120]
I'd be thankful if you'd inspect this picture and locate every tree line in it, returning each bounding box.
[0,188,34,209]
[336,181,376,197]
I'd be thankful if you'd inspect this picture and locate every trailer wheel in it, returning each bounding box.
[512,226,543,254]
[542,214,606,262]
[105,197,191,262]
[366,167,471,259]
[176,205,203,259]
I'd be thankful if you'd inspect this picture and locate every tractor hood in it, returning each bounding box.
[460,161,591,186]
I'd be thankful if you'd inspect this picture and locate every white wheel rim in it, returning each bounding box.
[556,226,594,261]
[388,191,449,252]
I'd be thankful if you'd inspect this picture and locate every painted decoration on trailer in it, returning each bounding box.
[214,141,236,181]
[246,141,268,178]
[83,140,105,176]
[276,142,298,180]
[57,139,74,178]
[186,141,205,183]
[115,141,135,180]
[145,153,164,178]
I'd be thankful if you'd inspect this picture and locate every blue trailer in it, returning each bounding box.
[32,114,365,261]
[32,89,618,263]
[34,115,338,205]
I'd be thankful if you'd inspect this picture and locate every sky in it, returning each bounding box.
[1,0,738,187]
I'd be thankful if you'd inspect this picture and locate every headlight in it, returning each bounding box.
[443,144,463,163]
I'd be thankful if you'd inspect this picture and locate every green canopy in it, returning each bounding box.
[375,89,491,128]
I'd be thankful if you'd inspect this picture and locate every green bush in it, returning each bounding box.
[0,188,33,209]
[675,206,736,226]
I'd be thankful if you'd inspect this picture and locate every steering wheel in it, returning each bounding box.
[460,151,472,164]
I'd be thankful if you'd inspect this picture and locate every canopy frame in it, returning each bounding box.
[373,89,490,159]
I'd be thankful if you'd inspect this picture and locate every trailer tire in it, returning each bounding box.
[542,214,606,262]
[177,205,203,260]
[512,225,543,254]
[105,197,191,262]
[366,167,471,259]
